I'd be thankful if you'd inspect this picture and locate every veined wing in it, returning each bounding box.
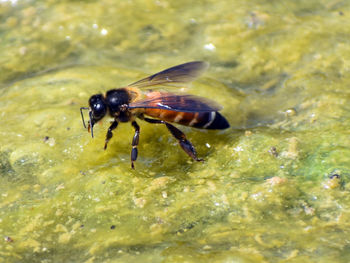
[127,61,209,89]
[128,92,222,113]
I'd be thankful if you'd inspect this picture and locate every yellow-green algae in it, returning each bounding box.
[1,0,350,262]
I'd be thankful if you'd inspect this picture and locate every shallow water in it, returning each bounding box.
[1,0,350,262]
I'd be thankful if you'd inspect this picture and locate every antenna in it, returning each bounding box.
[80,107,89,128]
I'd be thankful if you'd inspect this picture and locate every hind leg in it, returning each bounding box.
[143,117,203,162]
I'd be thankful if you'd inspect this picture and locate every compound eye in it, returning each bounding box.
[93,103,106,119]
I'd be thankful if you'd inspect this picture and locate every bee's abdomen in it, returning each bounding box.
[144,109,230,130]
[192,111,230,129]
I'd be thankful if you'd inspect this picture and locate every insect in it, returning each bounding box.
[80,61,230,168]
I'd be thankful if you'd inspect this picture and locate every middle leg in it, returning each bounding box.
[131,121,140,169]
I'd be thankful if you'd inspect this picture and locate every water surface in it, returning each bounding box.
[1,0,350,262]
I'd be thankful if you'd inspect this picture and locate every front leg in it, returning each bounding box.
[131,121,140,169]
[104,120,119,150]
[143,117,203,162]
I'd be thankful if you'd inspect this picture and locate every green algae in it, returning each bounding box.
[1,0,350,262]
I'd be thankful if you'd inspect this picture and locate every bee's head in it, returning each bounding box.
[89,94,107,121]
[80,94,107,138]
[88,94,107,137]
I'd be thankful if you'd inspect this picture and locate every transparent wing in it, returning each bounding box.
[127,61,209,89]
[128,92,222,112]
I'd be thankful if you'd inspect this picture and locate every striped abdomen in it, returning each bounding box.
[144,109,229,129]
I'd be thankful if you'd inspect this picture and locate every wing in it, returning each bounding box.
[127,61,209,89]
[128,93,222,112]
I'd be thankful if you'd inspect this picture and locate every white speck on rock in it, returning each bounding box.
[204,43,216,51]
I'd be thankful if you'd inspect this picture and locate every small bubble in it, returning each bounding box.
[285,108,297,117]
[204,43,216,51]
[101,28,108,35]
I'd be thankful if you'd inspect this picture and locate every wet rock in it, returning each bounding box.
[0,151,15,177]
[281,137,299,159]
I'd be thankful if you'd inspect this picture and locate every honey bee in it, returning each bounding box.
[80,61,229,168]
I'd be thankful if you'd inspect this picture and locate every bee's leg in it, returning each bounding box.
[104,120,119,150]
[164,122,203,162]
[143,117,203,162]
[131,121,140,169]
